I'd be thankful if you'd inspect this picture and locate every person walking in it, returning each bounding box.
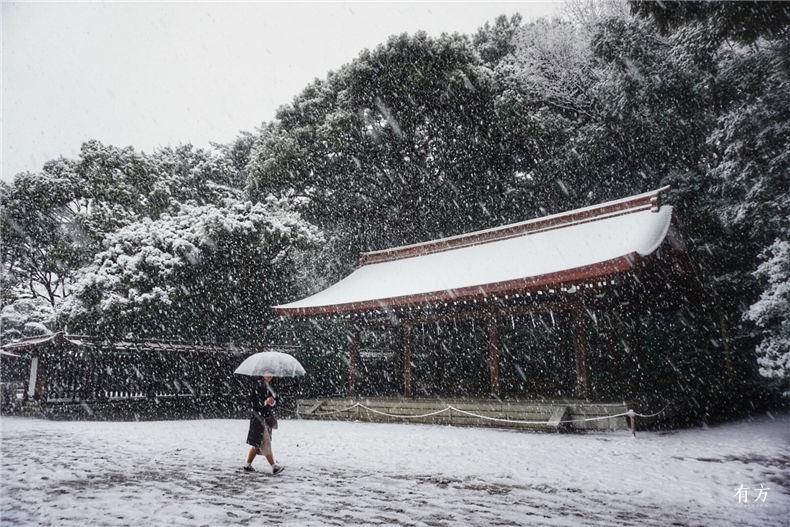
[243,373,285,474]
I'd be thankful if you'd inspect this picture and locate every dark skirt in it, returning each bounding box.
[246,416,272,447]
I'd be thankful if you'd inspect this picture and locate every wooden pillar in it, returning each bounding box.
[572,303,589,399]
[348,321,360,396]
[603,311,621,382]
[27,356,40,399]
[632,315,646,392]
[488,309,501,398]
[402,322,413,397]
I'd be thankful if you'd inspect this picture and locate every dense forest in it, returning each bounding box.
[2,2,788,416]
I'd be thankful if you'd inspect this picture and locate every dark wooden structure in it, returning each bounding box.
[0,332,296,420]
[275,188,705,430]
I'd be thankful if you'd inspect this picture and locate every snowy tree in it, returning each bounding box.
[73,140,246,236]
[72,140,166,235]
[213,131,256,185]
[625,0,790,399]
[629,0,790,44]
[711,41,790,388]
[0,297,56,342]
[61,197,322,343]
[747,240,790,384]
[490,16,601,210]
[709,40,790,245]
[498,18,598,120]
[150,144,245,206]
[472,13,522,67]
[246,32,511,280]
[1,140,249,342]
[1,168,87,311]
[591,17,715,183]
[564,0,632,27]
[489,10,715,209]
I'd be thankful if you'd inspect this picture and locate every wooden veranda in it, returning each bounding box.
[296,397,632,431]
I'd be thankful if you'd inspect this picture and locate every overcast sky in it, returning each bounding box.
[2,1,562,182]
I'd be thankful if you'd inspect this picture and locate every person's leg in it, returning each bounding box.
[246,446,259,465]
[261,428,284,474]
[245,418,264,469]
[245,429,264,470]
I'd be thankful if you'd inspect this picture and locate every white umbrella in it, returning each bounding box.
[233,351,306,377]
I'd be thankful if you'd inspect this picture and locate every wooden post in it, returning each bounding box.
[572,302,589,399]
[632,316,645,393]
[348,321,360,396]
[403,322,413,397]
[27,356,39,399]
[603,311,621,390]
[488,309,501,398]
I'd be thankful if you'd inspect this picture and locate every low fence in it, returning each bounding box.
[297,397,644,432]
[0,333,296,420]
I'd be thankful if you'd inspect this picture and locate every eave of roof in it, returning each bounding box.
[274,253,644,317]
[273,187,681,317]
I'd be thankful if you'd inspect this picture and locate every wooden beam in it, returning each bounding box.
[409,299,575,326]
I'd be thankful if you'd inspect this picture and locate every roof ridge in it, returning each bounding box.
[358,186,670,267]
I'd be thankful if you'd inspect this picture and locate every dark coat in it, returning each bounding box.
[250,381,278,419]
[246,380,279,447]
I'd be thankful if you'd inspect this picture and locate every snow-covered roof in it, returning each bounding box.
[274,187,681,316]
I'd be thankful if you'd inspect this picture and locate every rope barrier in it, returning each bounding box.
[626,408,666,419]
[307,402,666,426]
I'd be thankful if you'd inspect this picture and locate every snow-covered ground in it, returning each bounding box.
[1,413,788,526]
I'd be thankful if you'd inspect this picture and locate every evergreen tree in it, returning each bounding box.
[630,0,790,44]
[246,32,507,279]
[630,0,790,389]
[472,13,523,67]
